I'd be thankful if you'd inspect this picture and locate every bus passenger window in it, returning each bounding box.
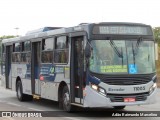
[42,38,54,50]
[12,53,21,62]
[41,51,53,63]
[21,53,26,62]
[24,41,31,51]
[54,36,69,63]
[41,38,54,63]
[16,53,21,62]
[15,43,21,52]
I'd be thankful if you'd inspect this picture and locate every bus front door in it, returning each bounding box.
[5,45,12,89]
[71,36,85,104]
[31,41,41,95]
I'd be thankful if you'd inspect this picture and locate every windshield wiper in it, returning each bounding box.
[110,40,124,66]
[109,40,123,58]
[131,37,143,66]
[134,37,143,55]
[121,47,124,66]
[132,43,136,66]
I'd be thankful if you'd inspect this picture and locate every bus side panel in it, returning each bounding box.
[21,78,32,95]
[40,65,70,101]
[11,64,17,91]
[11,63,32,95]
[41,81,59,101]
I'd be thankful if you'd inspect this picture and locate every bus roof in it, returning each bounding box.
[2,22,152,44]
[25,27,62,35]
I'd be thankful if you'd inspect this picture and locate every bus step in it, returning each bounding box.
[71,103,83,107]
[33,94,41,99]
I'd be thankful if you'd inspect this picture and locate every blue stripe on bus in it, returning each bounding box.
[40,64,56,81]
[86,73,101,85]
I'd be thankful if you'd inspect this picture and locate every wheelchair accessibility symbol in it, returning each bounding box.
[129,64,137,74]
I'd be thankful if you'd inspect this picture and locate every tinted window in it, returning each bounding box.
[56,36,68,49]
[41,51,53,63]
[41,38,54,63]
[24,41,31,51]
[21,53,31,63]
[54,50,68,63]
[14,43,21,52]
[12,53,21,62]
[42,38,54,50]
[54,36,69,63]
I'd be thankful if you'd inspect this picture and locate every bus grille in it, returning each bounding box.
[107,93,149,102]
[90,72,155,85]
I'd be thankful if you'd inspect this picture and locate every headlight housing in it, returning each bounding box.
[149,83,157,94]
[90,83,107,96]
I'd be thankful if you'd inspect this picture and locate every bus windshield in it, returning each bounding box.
[89,40,156,74]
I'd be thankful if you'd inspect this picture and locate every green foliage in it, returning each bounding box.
[0,35,16,40]
[0,35,16,62]
[153,27,160,44]
[153,27,160,86]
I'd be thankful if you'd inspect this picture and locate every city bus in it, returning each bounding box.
[1,22,157,112]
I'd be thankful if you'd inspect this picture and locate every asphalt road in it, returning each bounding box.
[0,80,160,120]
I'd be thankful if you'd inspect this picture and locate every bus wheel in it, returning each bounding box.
[16,81,33,101]
[62,86,74,112]
[114,106,126,110]
[16,81,25,101]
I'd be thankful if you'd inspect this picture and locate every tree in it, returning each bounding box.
[0,35,17,62]
[153,27,160,44]
[0,35,16,40]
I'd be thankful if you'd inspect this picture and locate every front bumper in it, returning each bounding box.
[83,86,157,108]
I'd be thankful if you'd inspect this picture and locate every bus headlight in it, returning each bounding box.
[91,84,98,90]
[149,83,157,94]
[91,84,106,96]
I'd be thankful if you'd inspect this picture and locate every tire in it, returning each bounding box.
[62,86,75,112]
[16,81,33,101]
[114,106,126,110]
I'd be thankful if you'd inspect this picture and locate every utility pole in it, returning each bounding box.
[14,27,19,36]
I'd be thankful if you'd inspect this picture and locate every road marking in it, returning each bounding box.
[28,107,44,111]
[62,117,82,120]
[6,102,21,107]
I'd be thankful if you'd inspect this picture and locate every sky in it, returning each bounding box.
[0,0,160,36]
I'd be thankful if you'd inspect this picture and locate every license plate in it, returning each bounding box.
[124,98,135,102]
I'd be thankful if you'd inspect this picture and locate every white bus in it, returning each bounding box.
[1,22,157,112]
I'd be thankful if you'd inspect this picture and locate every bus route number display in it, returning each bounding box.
[93,25,151,35]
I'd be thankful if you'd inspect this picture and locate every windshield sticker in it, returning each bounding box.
[129,64,137,74]
[100,65,127,73]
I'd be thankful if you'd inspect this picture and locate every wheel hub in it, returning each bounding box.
[64,92,69,106]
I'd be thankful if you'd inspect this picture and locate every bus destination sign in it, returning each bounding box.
[93,25,152,35]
